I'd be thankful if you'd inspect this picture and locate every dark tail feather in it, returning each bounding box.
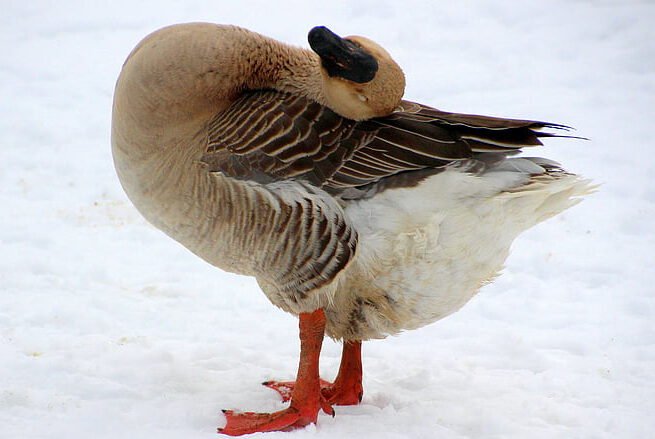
[391,100,586,152]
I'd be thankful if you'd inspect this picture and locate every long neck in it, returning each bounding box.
[111,23,323,269]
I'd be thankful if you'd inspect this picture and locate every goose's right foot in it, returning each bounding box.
[264,341,363,406]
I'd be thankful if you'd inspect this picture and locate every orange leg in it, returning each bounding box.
[218,309,331,436]
[323,341,363,405]
[264,340,363,406]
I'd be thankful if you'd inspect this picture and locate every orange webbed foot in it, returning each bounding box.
[264,378,361,406]
[219,407,314,436]
[217,309,333,436]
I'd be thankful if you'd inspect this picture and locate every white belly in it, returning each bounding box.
[334,165,590,339]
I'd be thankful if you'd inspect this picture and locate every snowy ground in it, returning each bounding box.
[2,1,654,438]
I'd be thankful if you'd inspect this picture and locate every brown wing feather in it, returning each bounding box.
[200,91,573,298]
[202,91,572,196]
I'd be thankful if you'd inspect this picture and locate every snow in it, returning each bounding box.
[1,1,654,438]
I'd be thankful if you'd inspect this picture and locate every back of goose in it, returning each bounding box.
[111,23,593,435]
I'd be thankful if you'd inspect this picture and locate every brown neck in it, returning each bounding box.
[113,24,323,143]
[110,23,325,270]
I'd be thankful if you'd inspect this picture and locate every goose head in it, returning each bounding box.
[308,26,405,121]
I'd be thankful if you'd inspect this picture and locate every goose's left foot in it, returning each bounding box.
[264,341,363,406]
[218,309,331,436]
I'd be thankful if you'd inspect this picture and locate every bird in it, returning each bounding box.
[111,23,592,435]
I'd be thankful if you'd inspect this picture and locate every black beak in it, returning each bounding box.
[308,26,378,84]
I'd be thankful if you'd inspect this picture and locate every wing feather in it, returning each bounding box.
[201,91,573,296]
[203,91,572,193]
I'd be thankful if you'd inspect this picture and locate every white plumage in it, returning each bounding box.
[337,159,593,338]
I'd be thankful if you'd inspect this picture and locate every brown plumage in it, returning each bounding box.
[202,90,571,199]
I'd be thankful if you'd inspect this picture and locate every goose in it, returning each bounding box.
[111,23,592,435]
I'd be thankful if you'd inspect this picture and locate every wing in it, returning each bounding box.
[200,91,568,301]
[202,90,568,196]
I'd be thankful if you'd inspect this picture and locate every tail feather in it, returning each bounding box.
[495,163,596,229]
